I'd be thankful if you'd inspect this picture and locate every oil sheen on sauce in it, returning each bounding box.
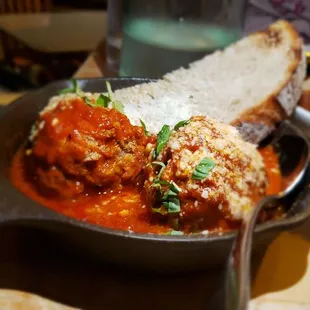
[10,145,283,234]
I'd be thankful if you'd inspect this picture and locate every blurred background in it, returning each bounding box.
[0,0,309,94]
[0,0,107,93]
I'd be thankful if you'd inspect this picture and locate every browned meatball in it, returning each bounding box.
[144,116,267,232]
[26,96,152,198]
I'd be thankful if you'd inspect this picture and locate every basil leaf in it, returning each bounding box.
[166,230,184,236]
[162,189,177,201]
[152,161,166,181]
[157,180,170,186]
[163,196,181,214]
[96,94,111,107]
[140,119,149,136]
[174,119,189,130]
[161,182,181,214]
[83,97,96,107]
[106,81,113,99]
[154,125,171,158]
[170,181,181,194]
[112,100,125,114]
[58,78,81,95]
[192,157,216,180]
[151,180,170,188]
[72,78,82,95]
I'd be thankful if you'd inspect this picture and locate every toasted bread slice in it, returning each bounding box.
[299,77,310,111]
[43,20,306,144]
[113,20,306,143]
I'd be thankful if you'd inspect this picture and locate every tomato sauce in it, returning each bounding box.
[10,145,283,234]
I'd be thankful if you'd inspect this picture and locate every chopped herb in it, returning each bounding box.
[152,161,166,181]
[96,94,111,107]
[104,81,125,113]
[151,179,170,188]
[57,80,125,113]
[166,230,184,236]
[58,78,81,95]
[83,97,96,107]
[112,100,125,113]
[161,181,181,214]
[154,125,171,158]
[162,189,178,201]
[169,181,181,194]
[151,180,182,215]
[140,119,149,136]
[106,81,114,98]
[151,158,181,216]
[163,197,180,214]
[157,180,171,186]
[72,79,82,95]
[192,157,216,180]
[174,119,190,130]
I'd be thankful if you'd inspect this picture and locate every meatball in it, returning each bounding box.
[26,95,151,198]
[144,116,267,232]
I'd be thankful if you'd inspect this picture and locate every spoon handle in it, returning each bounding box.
[225,195,276,310]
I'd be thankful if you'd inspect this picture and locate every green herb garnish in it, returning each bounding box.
[140,119,149,136]
[83,96,96,107]
[165,230,184,236]
[152,161,166,182]
[96,94,111,107]
[174,119,190,130]
[162,189,178,200]
[105,81,125,113]
[192,157,216,180]
[169,181,181,194]
[151,158,181,215]
[163,196,180,214]
[158,181,181,215]
[151,179,182,215]
[154,125,171,158]
[106,81,114,98]
[57,80,125,112]
[111,100,125,113]
[151,179,171,188]
[58,78,81,95]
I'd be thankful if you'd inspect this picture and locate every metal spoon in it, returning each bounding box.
[225,120,310,310]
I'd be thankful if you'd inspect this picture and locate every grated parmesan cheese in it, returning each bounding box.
[147,116,267,221]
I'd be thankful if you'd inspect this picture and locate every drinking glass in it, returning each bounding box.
[107,0,247,77]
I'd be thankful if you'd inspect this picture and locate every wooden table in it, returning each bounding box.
[1,54,310,310]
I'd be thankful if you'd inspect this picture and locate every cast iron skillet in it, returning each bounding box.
[0,78,310,273]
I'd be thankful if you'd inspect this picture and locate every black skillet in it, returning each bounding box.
[0,78,310,273]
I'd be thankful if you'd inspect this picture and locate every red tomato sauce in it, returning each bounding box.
[10,145,283,234]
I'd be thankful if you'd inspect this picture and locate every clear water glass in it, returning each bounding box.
[107,0,247,77]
